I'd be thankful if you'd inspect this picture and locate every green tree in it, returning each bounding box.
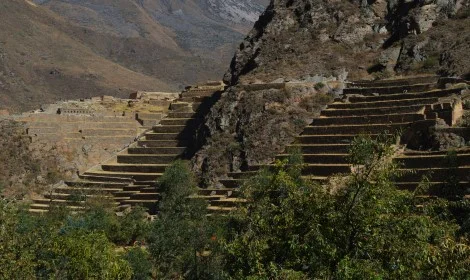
[46,230,132,279]
[222,135,470,279]
[0,199,133,280]
[124,247,153,280]
[148,160,220,279]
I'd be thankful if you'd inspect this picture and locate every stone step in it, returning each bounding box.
[348,76,439,88]
[137,187,159,193]
[32,199,120,209]
[248,164,351,176]
[394,181,470,193]
[138,140,186,147]
[311,114,425,126]
[209,198,247,208]
[197,188,239,197]
[117,154,179,164]
[190,195,225,201]
[344,83,435,95]
[77,175,133,183]
[81,129,137,137]
[207,206,237,213]
[132,181,156,186]
[182,90,216,98]
[178,96,209,103]
[296,134,392,145]
[44,192,124,202]
[65,181,129,188]
[303,123,409,135]
[143,132,180,140]
[83,171,163,181]
[402,149,470,156]
[129,193,160,200]
[119,200,158,212]
[122,185,151,192]
[396,154,470,168]
[321,105,425,117]
[128,147,186,155]
[170,102,192,111]
[101,164,169,173]
[139,119,159,128]
[152,125,188,134]
[167,112,197,118]
[29,203,87,211]
[348,88,462,103]
[160,118,197,126]
[397,167,470,182]
[277,154,349,164]
[27,127,61,134]
[218,179,245,188]
[54,186,124,195]
[329,97,440,110]
[287,144,351,154]
[137,112,163,120]
[227,171,258,179]
[114,190,141,197]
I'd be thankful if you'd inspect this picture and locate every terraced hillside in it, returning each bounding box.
[218,76,470,208]
[30,76,470,215]
[29,84,226,214]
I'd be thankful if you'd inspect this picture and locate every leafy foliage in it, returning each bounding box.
[0,199,132,279]
[148,160,222,279]
[124,247,153,280]
[222,135,470,279]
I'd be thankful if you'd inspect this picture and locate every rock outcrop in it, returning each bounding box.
[224,0,470,85]
[193,79,341,185]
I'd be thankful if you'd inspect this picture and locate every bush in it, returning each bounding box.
[124,248,153,280]
[314,82,325,90]
[221,135,470,279]
[61,204,150,246]
[148,161,221,279]
[0,200,132,279]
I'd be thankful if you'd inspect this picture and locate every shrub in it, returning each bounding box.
[0,200,132,279]
[148,161,220,279]
[124,248,153,280]
[221,135,470,279]
[314,82,325,90]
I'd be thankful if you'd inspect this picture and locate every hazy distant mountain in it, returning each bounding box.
[0,0,267,112]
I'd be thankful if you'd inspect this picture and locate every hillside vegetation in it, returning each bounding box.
[2,137,470,279]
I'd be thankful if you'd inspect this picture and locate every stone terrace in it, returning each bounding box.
[29,77,470,215]
[29,83,232,214]
[218,76,470,209]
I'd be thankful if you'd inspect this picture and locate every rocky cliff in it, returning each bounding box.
[195,0,470,185]
[224,0,470,85]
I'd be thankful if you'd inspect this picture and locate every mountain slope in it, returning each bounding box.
[0,0,174,113]
[224,0,470,85]
[37,0,268,88]
[1,0,268,112]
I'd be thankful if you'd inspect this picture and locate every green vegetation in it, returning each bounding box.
[222,135,470,279]
[314,82,326,91]
[1,139,470,279]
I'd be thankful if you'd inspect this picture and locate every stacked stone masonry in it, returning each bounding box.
[29,83,236,214]
[219,76,470,204]
[30,78,470,215]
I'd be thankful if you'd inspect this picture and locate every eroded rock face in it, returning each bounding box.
[224,0,469,85]
[193,81,338,185]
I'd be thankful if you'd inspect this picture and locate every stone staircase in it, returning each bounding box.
[219,76,470,202]
[29,84,233,214]
[29,77,469,215]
